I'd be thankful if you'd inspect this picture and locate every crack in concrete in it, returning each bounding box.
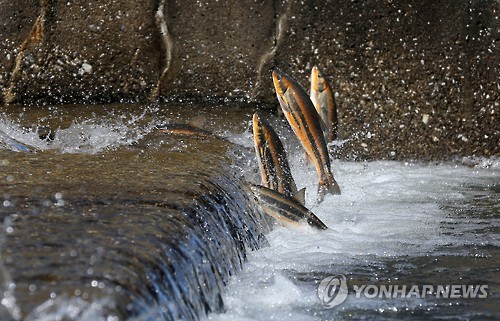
[250,0,289,100]
[123,48,141,94]
[4,0,48,104]
[150,0,174,101]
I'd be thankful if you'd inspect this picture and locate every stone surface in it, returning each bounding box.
[0,128,269,320]
[0,0,160,104]
[273,0,499,160]
[159,0,275,100]
[0,0,498,159]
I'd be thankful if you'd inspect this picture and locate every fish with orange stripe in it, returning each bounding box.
[272,68,341,202]
[155,115,219,139]
[249,183,328,230]
[252,112,305,204]
[310,66,338,143]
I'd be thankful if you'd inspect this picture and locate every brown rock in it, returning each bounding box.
[0,0,498,159]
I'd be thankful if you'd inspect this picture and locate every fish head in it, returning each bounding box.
[248,183,263,202]
[253,112,275,149]
[253,112,278,146]
[252,113,274,188]
[272,69,296,113]
[311,66,327,92]
[252,112,265,146]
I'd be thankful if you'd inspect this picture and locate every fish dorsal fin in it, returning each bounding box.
[188,115,207,129]
[293,187,306,205]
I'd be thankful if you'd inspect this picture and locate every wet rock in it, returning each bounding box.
[156,0,275,101]
[0,0,498,159]
[275,0,499,160]
[0,132,270,320]
[0,0,160,104]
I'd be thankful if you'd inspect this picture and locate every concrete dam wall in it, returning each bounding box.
[0,0,498,159]
[0,123,271,320]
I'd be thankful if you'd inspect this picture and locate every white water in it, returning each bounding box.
[1,109,498,320]
[0,107,158,154]
[206,156,499,321]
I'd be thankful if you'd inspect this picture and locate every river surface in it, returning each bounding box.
[208,158,499,321]
[0,103,498,320]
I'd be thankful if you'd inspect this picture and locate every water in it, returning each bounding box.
[0,104,498,320]
[207,157,499,320]
[0,102,269,321]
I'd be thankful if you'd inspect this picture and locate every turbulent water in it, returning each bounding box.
[0,103,269,321]
[207,154,499,320]
[0,104,498,320]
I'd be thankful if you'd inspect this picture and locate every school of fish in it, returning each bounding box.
[6,66,339,231]
[249,67,340,230]
[152,66,339,231]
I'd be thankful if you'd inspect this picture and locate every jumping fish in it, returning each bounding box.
[155,115,217,138]
[310,66,338,143]
[249,184,328,230]
[272,68,341,202]
[156,123,215,137]
[252,112,305,204]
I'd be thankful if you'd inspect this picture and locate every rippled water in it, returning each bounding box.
[0,103,498,320]
[0,102,269,321]
[207,154,499,320]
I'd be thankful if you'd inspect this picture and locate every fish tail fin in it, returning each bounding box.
[327,175,341,195]
[305,151,313,165]
[317,176,341,203]
[307,215,329,230]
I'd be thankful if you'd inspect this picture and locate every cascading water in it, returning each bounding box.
[0,104,498,321]
[207,145,499,320]
[0,103,270,321]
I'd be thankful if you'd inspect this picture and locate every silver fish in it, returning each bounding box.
[272,68,341,202]
[310,66,338,143]
[249,184,328,230]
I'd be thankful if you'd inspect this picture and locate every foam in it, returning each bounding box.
[0,109,157,154]
[1,111,497,320]
[207,158,499,321]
